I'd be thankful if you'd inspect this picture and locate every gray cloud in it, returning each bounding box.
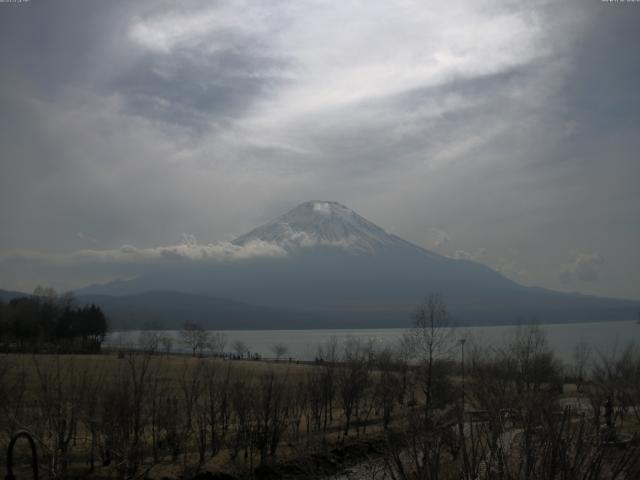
[0,0,638,299]
[559,253,604,284]
[0,237,287,292]
[5,239,286,266]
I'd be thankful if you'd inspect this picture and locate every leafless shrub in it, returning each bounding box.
[97,352,154,478]
[31,356,85,478]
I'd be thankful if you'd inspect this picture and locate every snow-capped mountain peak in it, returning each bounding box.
[233,201,403,254]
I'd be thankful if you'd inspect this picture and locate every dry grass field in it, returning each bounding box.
[0,350,396,479]
[1,324,639,480]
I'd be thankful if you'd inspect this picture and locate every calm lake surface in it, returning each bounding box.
[106,320,640,363]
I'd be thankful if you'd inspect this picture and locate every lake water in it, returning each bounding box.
[106,320,640,363]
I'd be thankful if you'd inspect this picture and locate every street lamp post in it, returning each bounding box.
[460,338,466,412]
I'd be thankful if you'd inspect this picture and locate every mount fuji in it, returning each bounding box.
[76,201,639,329]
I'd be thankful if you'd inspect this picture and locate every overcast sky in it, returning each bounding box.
[0,0,638,299]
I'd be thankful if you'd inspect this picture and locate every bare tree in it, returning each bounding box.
[288,372,308,441]
[405,294,455,418]
[138,330,162,354]
[0,354,28,440]
[254,370,290,464]
[208,331,228,355]
[80,362,106,472]
[232,340,249,359]
[337,337,371,437]
[32,356,85,478]
[147,359,170,464]
[160,334,174,356]
[94,352,155,477]
[570,340,591,393]
[373,347,401,430]
[229,375,254,465]
[317,336,339,429]
[178,361,204,466]
[589,342,639,429]
[304,368,325,433]
[180,322,211,357]
[202,362,232,458]
[270,342,289,361]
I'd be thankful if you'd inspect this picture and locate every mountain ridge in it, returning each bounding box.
[49,201,640,327]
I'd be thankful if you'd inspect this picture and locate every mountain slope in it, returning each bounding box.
[0,289,335,330]
[0,289,27,303]
[76,201,640,327]
[76,291,331,330]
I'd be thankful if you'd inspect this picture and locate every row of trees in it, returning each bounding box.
[136,322,289,361]
[383,295,640,480]
[0,287,107,352]
[136,323,247,358]
[0,342,406,478]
